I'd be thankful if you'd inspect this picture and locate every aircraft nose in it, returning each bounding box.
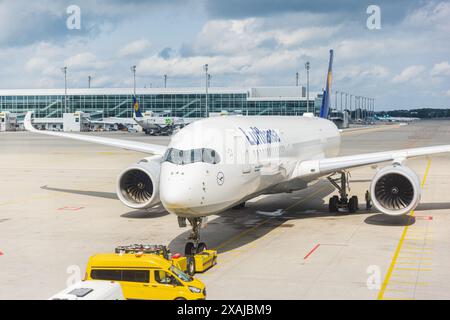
[160,170,197,215]
[160,190,185,210]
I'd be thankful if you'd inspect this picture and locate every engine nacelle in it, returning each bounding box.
[116,156,162,209]
[370,164,421,216]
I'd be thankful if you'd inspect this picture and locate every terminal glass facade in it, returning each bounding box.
[0,89,322,118]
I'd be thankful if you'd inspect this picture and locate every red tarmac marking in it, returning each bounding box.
[57,206,85,211]
[304,244,320,260]
[416,215,433,220]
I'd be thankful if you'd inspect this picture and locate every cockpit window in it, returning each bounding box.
[163,148,221,165]
[202,149,220,164]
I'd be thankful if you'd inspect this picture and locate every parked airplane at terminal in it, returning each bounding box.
[375,115,420,123]
[24,50,450,254]
[132,97,186,135]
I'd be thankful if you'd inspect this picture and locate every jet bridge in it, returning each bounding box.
[0,112,17,131]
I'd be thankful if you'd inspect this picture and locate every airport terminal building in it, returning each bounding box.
[0,86,323,119]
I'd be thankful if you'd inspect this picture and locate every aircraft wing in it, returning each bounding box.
[24,112,167,155]
[295,144,450,177]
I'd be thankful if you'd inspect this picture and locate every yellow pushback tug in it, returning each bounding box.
[85,244,217,300]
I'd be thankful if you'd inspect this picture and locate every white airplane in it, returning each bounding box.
[24,50,450,255]
[132,99,185,135]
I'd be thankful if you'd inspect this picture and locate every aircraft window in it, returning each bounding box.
[193,149,203,162]
[181,149,192,165]
[202,148,221,164]
[164,148,221,165]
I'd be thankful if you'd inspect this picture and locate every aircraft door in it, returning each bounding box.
[234,135,251,174]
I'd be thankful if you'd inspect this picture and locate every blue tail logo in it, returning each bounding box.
[133,96,143,118]
[319,49,334,119]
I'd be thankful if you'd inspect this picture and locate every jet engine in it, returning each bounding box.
[370,164,421,216]
[117,156,161,209]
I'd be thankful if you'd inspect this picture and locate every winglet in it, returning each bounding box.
[319,49,334,119]
[24,111,37,132]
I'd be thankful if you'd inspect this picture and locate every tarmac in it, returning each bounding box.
[0,120,449,299]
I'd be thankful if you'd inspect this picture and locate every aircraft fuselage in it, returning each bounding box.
[160,116,340,217]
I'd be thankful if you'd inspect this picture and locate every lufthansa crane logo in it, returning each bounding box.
[217,172,225,186]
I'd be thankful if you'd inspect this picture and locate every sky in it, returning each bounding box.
[0,0,449,110]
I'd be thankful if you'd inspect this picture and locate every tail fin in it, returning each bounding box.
[133,96,143,118]
[319,49,334,119]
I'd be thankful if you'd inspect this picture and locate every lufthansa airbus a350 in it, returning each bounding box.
[24,50,450,254]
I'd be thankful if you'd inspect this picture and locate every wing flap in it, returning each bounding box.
[294,144,450,178]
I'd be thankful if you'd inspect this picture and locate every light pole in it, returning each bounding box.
[61,66,67,114]
[335,90,338,110]
[296,72,299,87]
[356,96,360,120]
[350,94,353,120]
[305,62,310,113]
[345,93,348,111]
[164,74,167,88]
[372,98,374,118]
[88,75,92,89]
[130,65,136,96]
[208,74,211,88]
[203,64,209,118]
[364,97,367,120]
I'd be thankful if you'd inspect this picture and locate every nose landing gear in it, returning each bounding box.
[184,217,208,256]
[327,171,359,214]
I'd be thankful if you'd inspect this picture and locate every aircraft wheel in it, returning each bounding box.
[185,242,195,256]
[186,256,196,276]
[348,196,358,213]
[329,196,339,213]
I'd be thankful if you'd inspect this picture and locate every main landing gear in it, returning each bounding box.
[327,171,359,214]
[181,217,208,256]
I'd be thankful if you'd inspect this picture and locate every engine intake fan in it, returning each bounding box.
[370,165,421,216]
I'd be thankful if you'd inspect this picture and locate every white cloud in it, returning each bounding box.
[393,65,425,84]
[64,52,113,71]
[272,26,339,47]
[0,1,449,108]
[431,61,450,77]
[404,1,450,32]
[118,39,151,57]
[138,54,252,77]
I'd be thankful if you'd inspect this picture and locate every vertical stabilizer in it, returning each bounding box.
[319,49,334,119]
[133,96,143,118]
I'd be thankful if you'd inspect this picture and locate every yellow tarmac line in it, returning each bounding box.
[213,186,327,251]
[389,281,429,286]
[395,267,432,272]
[391,274,416,279]
[385,289,407,293]
[400,250,433,254]
[396,257,432,261]
[377,159,432,300]
[396,262,432,266]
